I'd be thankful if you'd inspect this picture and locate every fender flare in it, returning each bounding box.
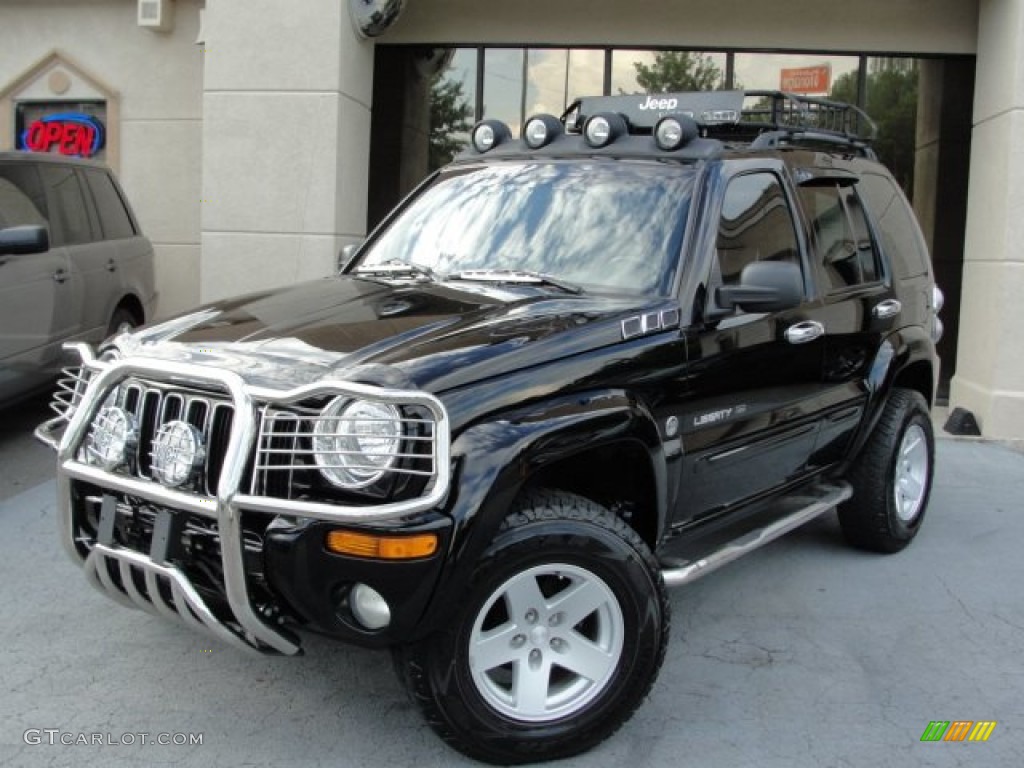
[410,389,667,638]
[850,326,936,461]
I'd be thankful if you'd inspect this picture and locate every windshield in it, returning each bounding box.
[358,162,694,295]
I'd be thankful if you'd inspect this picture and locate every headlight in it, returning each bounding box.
[312,398,403,489]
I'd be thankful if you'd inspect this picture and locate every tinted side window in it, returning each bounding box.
[84,170,135,240]
[799,183,880,292]
[40,165,94,246]
[857,172,930,278]
[0,164,49,230]
[717,172,800,286]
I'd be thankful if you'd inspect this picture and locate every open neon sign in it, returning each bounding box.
[19,113,105,158]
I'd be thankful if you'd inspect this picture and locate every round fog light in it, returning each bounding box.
[350,583,391,630]
[86,406,137,470]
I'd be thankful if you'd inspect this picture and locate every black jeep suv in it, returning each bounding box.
[38,91,941,764]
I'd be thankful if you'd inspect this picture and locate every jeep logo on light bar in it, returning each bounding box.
[639,95,679,111]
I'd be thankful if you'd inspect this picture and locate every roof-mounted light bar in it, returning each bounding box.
[471,120,512,153]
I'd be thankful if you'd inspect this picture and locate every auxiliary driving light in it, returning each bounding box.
[151,420,205,488]
[523,114,562,149]
[350,583,391,630]
[471,120,512,153]
[85,406,138,470]
[654,115,698,151]
[583,112,627,148]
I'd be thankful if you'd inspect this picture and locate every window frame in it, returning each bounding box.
[797,179,885,296]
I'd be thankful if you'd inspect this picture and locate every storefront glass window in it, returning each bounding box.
[611,50,727,94]
[484,48,526,135]
[429,48,477,170]
[733,52,859,96]
[861,57,919,194]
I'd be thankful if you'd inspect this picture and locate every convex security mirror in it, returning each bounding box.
[349,0,406,38]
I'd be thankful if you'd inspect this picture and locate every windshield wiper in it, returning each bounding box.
[447,269,583,295]
[354,259,439,282]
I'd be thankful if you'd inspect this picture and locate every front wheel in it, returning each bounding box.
[838,388,935,553]
[394,489,669,764]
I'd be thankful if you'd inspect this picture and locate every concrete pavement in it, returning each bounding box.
[0,439,1022,767]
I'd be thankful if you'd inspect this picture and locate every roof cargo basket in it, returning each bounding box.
[564,90,877,155]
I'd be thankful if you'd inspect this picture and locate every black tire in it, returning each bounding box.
[106,306,139,338]
[394,489,669,764]
[838,388,935,553]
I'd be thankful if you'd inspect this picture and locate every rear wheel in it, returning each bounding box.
[106,306,139,338]
[394,489,669,764]
[838,388,934,553]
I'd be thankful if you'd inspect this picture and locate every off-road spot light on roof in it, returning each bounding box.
[471,120,512,153]
[523,114,562,149]
[654,115,699,151]
[583,112,627,148]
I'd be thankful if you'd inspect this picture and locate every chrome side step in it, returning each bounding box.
[661,481,853,588]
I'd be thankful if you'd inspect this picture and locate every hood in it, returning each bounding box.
[122,276,675,392]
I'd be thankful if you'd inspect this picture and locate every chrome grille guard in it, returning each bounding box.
[37,344,452,655]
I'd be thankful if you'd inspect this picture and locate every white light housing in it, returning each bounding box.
[151,420,205,487]
[654,115,699,151]
[313,398,403,489]
[523,114,562,149]
[583,112,627,148]
[655,118,684,150]
[350,583,391,630]
[471,120,512,153]
[86,406,138,470]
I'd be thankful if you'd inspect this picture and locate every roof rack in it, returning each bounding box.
[564,90,877,154]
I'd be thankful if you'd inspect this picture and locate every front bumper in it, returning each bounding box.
[38,345,451,655]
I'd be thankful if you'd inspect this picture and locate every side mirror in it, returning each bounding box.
[0,225,49,256]
[337,242,362,274]
[716,261,804,314]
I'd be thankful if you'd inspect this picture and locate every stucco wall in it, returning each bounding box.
[197,0,373,304]
[0,0,204,320]
[388,0,979,54]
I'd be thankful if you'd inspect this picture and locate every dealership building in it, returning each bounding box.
[1,0,1022,439]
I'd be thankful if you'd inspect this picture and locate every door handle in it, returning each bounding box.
[872,299,902,319]
[785,320,824,345]
[106,259,117,273]
[53,268,68,284]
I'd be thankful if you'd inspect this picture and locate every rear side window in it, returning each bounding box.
[717,172,801,286]
[84,169,136,240]
[857,172,930,278]
[799,183,880,292]
[0,163,49,230]
[39,165,94,246]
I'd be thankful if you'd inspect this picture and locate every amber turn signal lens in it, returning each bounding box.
[326,530,438,560]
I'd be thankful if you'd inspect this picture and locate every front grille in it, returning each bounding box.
[92,380,235,495]
[253,402,438,499]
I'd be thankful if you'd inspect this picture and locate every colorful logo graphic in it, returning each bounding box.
[920,721,997,742]
[19,113,105,158]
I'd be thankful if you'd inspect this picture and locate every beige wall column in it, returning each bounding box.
[950,0,1024,437]
[199,0,374,302]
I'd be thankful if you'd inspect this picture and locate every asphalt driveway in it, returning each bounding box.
[0,438,1021,767]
